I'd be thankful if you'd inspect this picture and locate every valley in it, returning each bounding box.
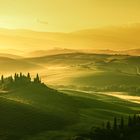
[0,52,140,139]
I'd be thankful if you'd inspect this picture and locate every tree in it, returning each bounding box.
[9,76,13,83]
[128,115,132,127]
[133,114,137,125]
[1,75,4,84]
[120,117,124,129]
[106,121,111,130]
[34,73,41,83]
[137,115,140,124]
[20,72,22,78]
[113,117,117,130]
[102,122,105,129]
[36,73,40,83]
[27,73,31,81]
[14,73,17,82]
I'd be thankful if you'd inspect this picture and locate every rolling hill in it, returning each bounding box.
[0,74,140,140]
[22,53,140,91]
[1,52,140,91]
[0,57,42,74]
[0,24,140,53]
[0,52,140,140]
[0,75,78,140]
[0,53,22,59]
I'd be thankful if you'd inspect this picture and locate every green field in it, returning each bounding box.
[0,85,140,140]
[0,53,140,140]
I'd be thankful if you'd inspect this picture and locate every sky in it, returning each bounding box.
[0,0,140,53]
[0,0,140,32]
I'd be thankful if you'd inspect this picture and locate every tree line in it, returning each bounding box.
[72,115,140,140]
[0,73,42,89]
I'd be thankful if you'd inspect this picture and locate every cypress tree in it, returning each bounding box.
[106,121,111,130]
[120,117,124,129]
[113,117,117,130]
[133,114,137,125]
[128,115,132,127]
[34,73,41,83]
[1,75,4,84]
[27,73,31,81]
[102,122,105,129]
[36,73,40,83]
[9,76,13,83]
[137,115,140,124]
[14,73,17,82]
[20,72,22,78]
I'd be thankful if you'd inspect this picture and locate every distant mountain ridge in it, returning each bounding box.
[0,53,22,59]
[26,48,140,58]
[0,23,140,52]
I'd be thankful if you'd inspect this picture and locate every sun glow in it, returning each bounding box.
[0,0,140,32]
[0,0,140,52]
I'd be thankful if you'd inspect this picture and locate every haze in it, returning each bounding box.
[0,0,140,54]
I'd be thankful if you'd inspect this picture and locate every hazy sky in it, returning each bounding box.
[0,0,140,32]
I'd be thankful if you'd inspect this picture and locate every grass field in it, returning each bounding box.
[0,53,140,139]
[0,86,140,140]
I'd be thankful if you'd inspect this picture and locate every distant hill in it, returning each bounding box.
[0,57,42,73]
[87,49,140,56]
[24,52,131,65]
[24,53,140,90]
[0,51,140,90]
[26,48,140,58]
[122,49,140,56]
[0,23,140,52]
[0,53,22,59]
[27,48,80,57]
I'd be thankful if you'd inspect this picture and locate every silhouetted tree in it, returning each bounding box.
[102,122,105,129]
[34,73,41,83]
[20,72,22,78]
[113,117,117,130]
[14,73,18,82]
[106,121,111,130]
[137,115,140,124]
[120,117,124,129]
[9,76,13,83]
[133,114,137,125]
[128,115,132,127]
[74,115,140,140]
[27,73,31,81]
[1,75,4,84]
[0,73,47,90]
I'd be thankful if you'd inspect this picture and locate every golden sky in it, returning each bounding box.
[0,0,140,32]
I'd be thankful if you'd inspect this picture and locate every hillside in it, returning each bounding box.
[1,52,140,92]
[0,74,78,140]
[0,57,42,74]
[0,73,140,140]
[0,53,22,59]
[0,24,140,53]
[23,53,140,92]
